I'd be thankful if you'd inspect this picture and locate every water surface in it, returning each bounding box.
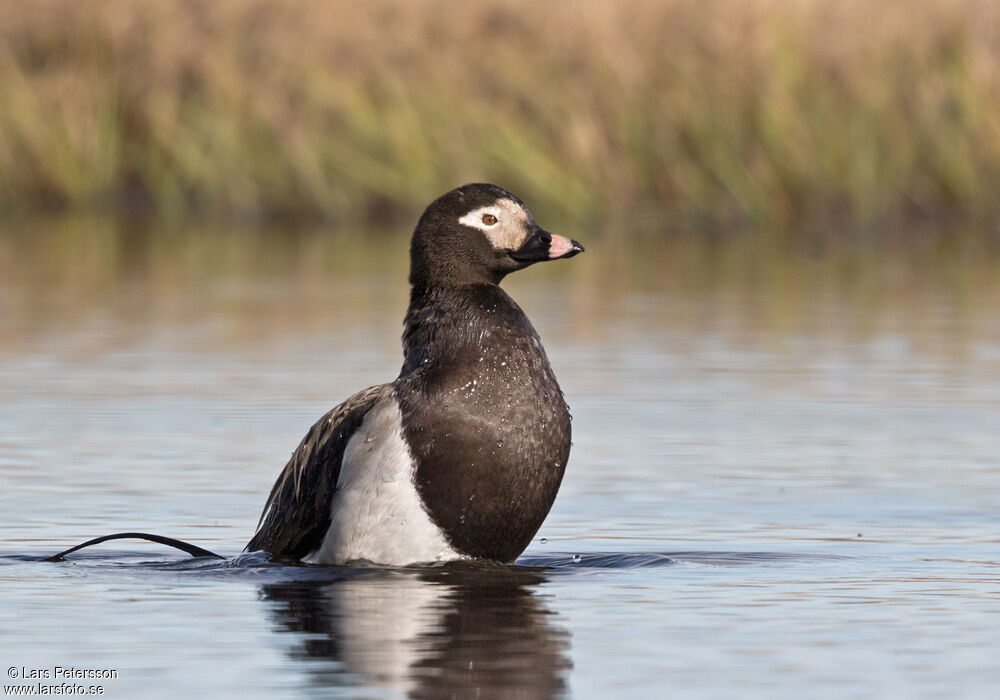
[1,221,999,698]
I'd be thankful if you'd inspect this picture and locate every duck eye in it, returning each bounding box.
[482,213,498,226]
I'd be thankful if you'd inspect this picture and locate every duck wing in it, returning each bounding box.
[246,384,389,559]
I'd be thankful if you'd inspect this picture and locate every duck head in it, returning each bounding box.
[409,183,584,287]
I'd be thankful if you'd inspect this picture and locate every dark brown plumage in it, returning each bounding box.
[246,385,387,558]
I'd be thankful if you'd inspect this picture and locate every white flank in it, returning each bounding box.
[304,397,461,566]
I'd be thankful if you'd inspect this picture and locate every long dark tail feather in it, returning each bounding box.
[44,532,224,562]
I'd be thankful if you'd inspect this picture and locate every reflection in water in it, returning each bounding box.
[5,219,1000,698]
[260,565,570,699]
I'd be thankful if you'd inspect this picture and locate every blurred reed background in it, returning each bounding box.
[2,0,1000,237]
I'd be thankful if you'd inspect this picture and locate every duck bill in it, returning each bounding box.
[510,227,585,263]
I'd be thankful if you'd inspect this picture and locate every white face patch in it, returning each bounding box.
[458,198,530,251]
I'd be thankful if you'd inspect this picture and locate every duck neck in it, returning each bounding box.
[400,282,509,376]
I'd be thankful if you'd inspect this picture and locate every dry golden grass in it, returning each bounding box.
[2,0,1000,233]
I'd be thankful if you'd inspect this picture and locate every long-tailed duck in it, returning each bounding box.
[246,183,584,565]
